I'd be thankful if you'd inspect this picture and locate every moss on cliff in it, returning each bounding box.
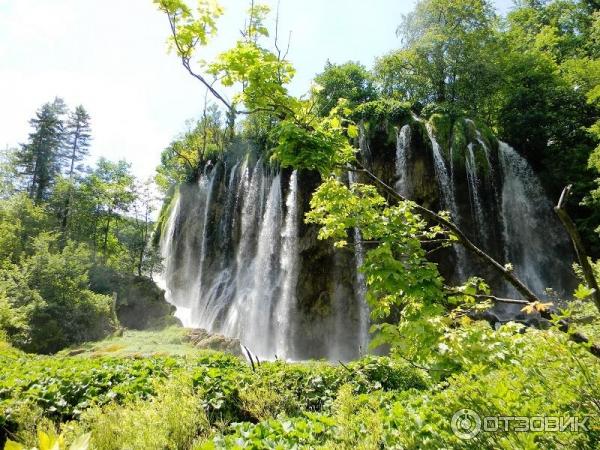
[89,266,180,330]
[152,186,180,248]
[424,115,497,178]
[429,113,454,152]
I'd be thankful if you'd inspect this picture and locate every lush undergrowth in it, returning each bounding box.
[1,326,599,450]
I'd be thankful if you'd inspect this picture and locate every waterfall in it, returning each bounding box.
[158,192,192,326]
[395,124,411,196]
[498,142,573,297]
[426,123,459,217]
[347,171,370,354]
[274,171,299,358]
[243,174,283,357]
[425,122,467,280]
[192,172,218,328]
[159,116,575,361]
[465,143,488,244]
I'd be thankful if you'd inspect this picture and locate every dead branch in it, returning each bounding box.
[555,185,600,313]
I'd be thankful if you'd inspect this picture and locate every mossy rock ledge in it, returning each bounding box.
[185,328,243,356]
[89,266,181,330]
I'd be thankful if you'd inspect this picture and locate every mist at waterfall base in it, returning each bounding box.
[159,118,575,361]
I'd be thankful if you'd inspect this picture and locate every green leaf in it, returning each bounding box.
[574,284,595,300]
[347,124,359,138]
[4,441,25,450]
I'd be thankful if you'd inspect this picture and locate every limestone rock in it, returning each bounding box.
[186,328,243,356]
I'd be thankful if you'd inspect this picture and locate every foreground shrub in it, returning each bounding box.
[380,327,600,449]
[67,377,208,450]
[0,354,180,444]
[203,413,337,450]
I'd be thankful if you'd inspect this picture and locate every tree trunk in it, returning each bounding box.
[555,185,600,313]
[103,211,112,262]
[60,126,81,241]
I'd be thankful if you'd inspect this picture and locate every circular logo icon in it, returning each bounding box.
[451,409,481,440]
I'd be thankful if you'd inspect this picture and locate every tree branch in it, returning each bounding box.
[444,289,530,305]
[165,12,233,112]
[351,162,541,303]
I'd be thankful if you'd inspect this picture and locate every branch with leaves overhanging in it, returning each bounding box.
[350,161,541,303]
[154,0,233,111]
[155,0,298,123]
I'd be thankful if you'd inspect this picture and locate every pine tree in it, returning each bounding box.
[17,98,66,202]
[64,105,91,180]
[60,106,92,235]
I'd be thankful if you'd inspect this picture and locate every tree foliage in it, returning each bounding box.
[313,61,377,116]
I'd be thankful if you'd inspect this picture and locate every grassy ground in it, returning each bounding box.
[55,326,205,358]
[2,323,599,449]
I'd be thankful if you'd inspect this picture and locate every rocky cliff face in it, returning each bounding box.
[89,266,181,330]
[157,113,576,360]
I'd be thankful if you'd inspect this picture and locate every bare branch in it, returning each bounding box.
[555,185,600,313]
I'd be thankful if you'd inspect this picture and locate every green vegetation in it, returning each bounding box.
[1,0,600,448]
[1,325,598,449]
[55,327,196,358]
[0,98,174,354]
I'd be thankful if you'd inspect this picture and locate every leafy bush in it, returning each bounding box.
[0,353,181,443]
[0,234,115,353]
[191,365,253,423]
[67,377,208,450]
[344,356,429,394]
[204,413,337,450]
[253,362,343,413]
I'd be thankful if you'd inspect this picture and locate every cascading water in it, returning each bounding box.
[160,117,576,361]
[424,122,468,280]
[161,161,368,360]
[395,124,411,197]
[498,142,574,298]
[396,119,573,297]
[239,174,283,356]
[274,171,299,357]
[465,143,488,244]
[426,123,458,215]
[348,171,370,353]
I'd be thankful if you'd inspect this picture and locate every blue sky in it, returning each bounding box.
[0,0,514,178]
